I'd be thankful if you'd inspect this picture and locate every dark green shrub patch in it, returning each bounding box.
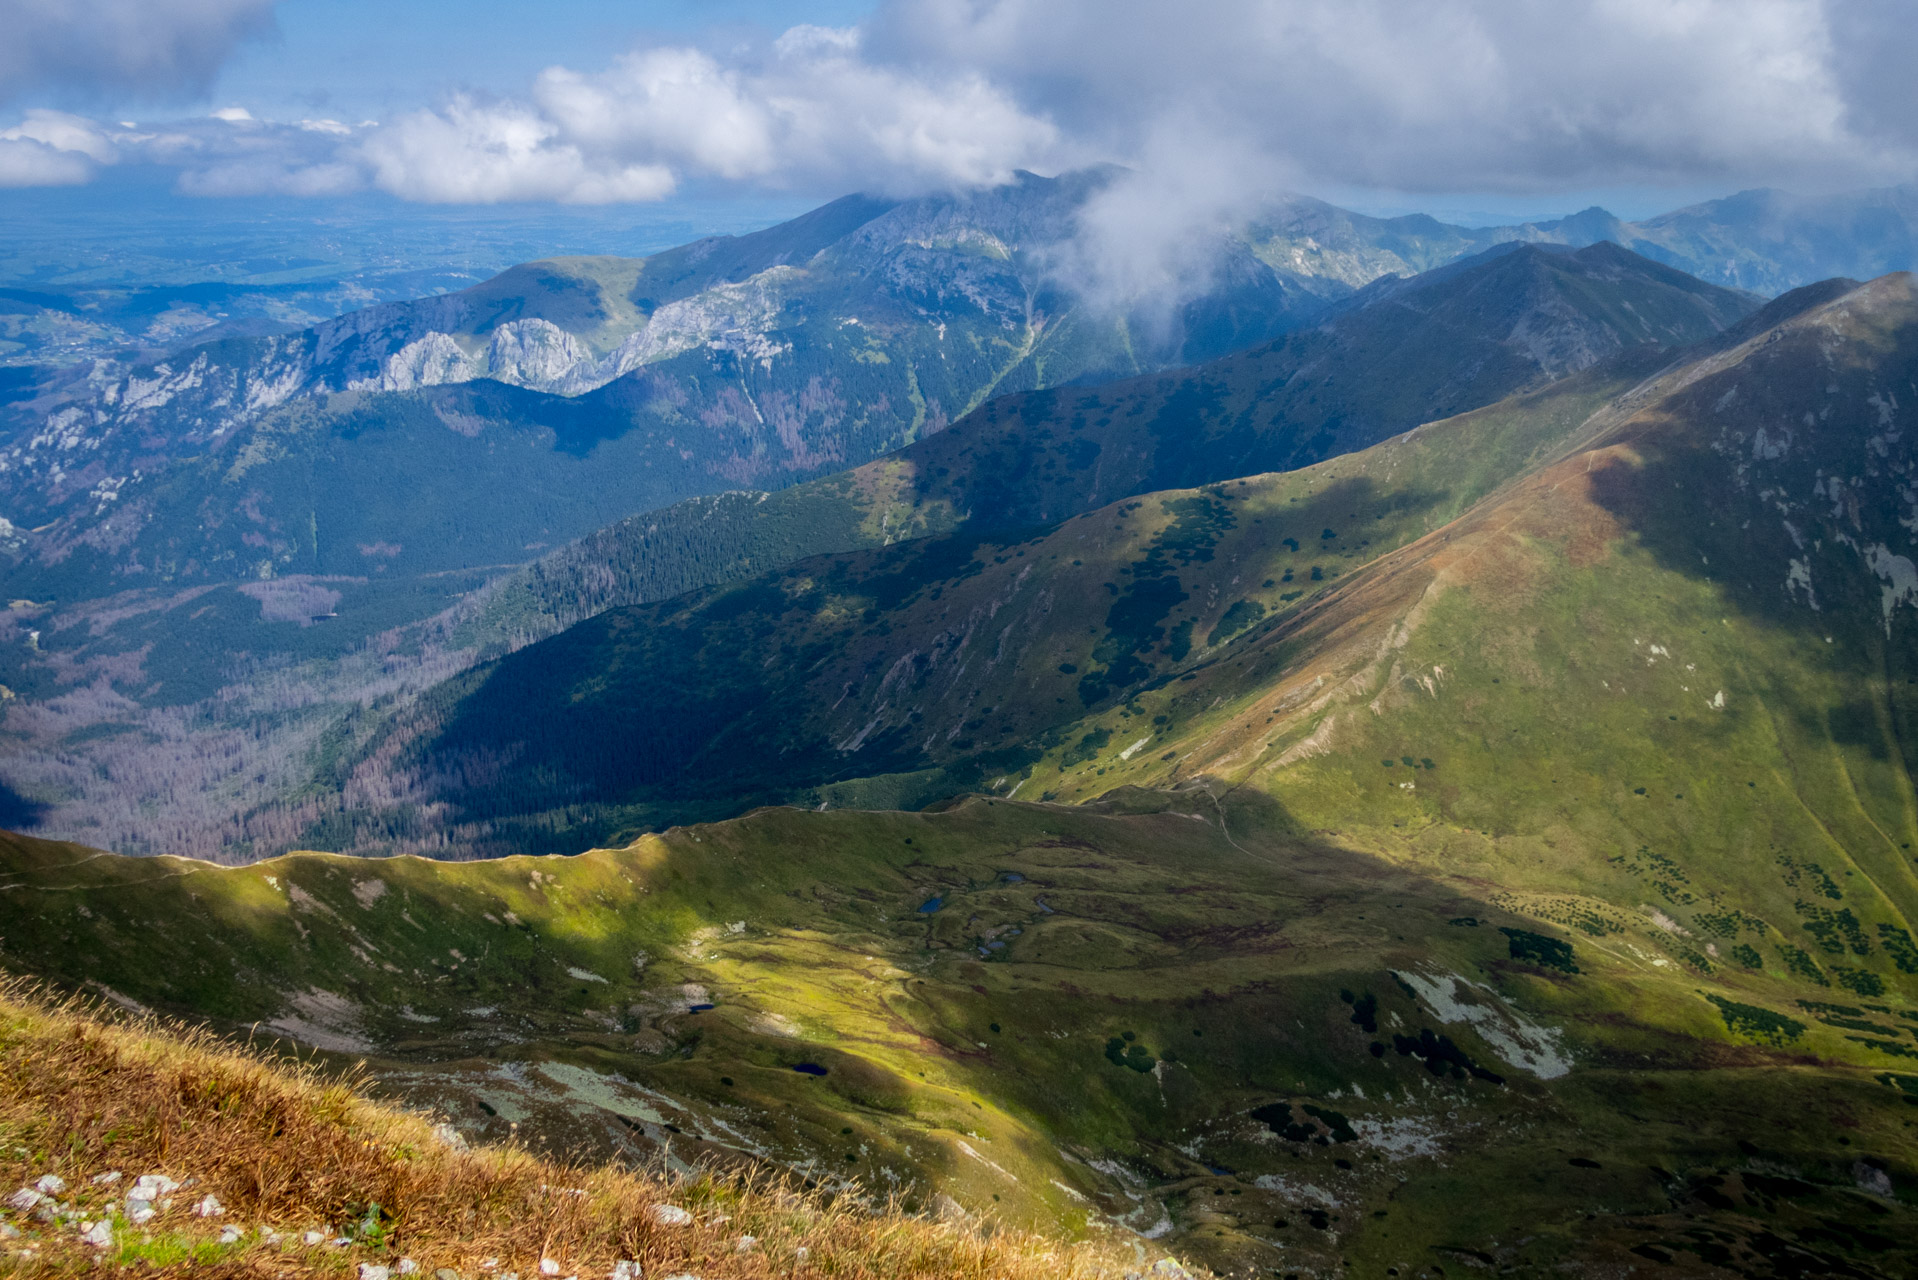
[1500,926,1579,973]
[1834,966,1886,997]
[1615,846,1696,906]
[1392,1028,1505,1084]
[1798,904,1871,956]
[1777,856,1844,901]
[1062,727,1112,766]
[1876,1072,1918,1103]
[1706,995,1805,1045]
[1250,1101,1356,1144]
[1338,989,1379,1033]
[1249,1102,1319,1143]
[1694,909,1765,938]
[1779,945,1830,986]
[1300,1104,1358,1144]
[1878,925,1918,974]
[1798,1001,1900,1035]
[1165,619,1195,661]
[1104,1034,1156,1073]
[1206,599,1266,647]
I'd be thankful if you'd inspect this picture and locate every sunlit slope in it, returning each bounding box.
[322,359,1641,855]
[301,271,1918,1030]
[5,271,1918,1275]
[0,975,1139,1280]
[1028,274,1918,1013]
[1,238,1755,860]
[5,794,1917,1277]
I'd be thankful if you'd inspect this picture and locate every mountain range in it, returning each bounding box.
[7,174,1917,609]
[2,171,1300,605]
[0,234,1759,857]
[280,240,1758,856]
[305,262,1918,871]
[5,154,1918,1277]
[4,259,1918,1274]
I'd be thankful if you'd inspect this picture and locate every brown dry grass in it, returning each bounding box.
[0,979,1147,1278]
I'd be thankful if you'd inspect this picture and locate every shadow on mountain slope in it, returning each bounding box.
[899,243,1755,533]
[1584,272,1918,785]
[987,273,1918,1035]
[4,785,1918,1277]
[332,471,1456,856]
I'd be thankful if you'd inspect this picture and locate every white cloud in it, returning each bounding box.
[0,137,94,187]
[0,109,117,186]
[536,48,779,183]
[0,0,277,105]
[1044,125,1291,321]
[1,0,1912,219]
[331,26,1060,206]
[46,112,377,197]
[337,0,1913,208]
[863,0,1918,311]
[866,0,1907,193]
[3,109,117,162]
[358,98,676,204]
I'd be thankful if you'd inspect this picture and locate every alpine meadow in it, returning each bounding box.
[5,3,1918,1278]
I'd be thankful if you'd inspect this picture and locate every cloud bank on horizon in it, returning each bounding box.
[1,0,1913,209]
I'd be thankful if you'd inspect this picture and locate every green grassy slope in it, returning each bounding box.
[1031,273,1918,1017]
[305,359,1639,855]
[278,270,1918,1096]
[0,243,1756,859]
[390,269,1918,973]
[5,793,1916,1277]
[317,264,1776,859]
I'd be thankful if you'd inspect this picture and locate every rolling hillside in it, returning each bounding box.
[261,269,1918,1073]
[357,365,1638,853]
[301,249,1768,859]
[4,271,1918,1277]
[0,242,1758,859]
[0,975,1139,1279]
[5,788,1916,1277]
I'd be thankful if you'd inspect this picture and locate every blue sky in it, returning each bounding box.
[0,0,1912,235]
[210,1,877,121]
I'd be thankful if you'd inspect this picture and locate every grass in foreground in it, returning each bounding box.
[0,980,1149,1279]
